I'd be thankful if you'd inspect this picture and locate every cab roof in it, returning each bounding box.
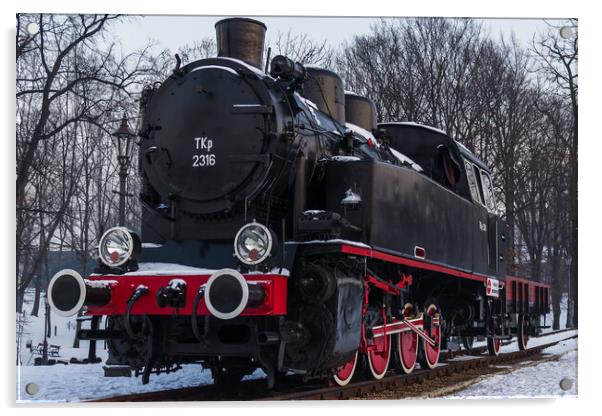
[380,122,491,173]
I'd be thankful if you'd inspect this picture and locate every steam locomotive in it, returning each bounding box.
[48,17,551,388]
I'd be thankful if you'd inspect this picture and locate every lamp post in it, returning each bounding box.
[111,113,136,227]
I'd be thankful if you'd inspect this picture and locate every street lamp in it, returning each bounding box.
[111,113,136,226]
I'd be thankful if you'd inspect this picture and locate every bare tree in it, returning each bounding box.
[531,19,578,327]
[539,94,571,329]
[16,14,166,311]
[177,37,216,64]
[335,17,575,300]
[270,29,334,68]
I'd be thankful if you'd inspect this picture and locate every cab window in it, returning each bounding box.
[480,171,497,213]
[464,160,482,205]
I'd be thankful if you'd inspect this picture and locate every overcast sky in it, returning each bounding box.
[110,15,567,56]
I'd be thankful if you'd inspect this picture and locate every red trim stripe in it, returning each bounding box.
[341,244,487,283]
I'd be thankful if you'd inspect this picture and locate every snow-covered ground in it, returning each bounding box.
[16,289,108,366]
[16,289,576,402]
[543,292,570,333]
[444,293,577,398]
[448,337,578,398]
[467,292,570,350]
[16,289,267,402]
[17,360,266,402]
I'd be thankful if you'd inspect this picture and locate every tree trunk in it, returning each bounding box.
[504,184,516,274]
[16,291,25,314]
[530,253,542,282]
[73,311,82,348]
[31,275,41,317]
[550,249,562,330]
[568,150,577,328]
[46,299,52,339]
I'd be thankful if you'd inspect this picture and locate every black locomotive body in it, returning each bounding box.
[47,17,551,388]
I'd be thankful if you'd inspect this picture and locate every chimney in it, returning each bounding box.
[215,18,267,69]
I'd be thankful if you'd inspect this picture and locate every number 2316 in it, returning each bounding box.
[192,154,216,167]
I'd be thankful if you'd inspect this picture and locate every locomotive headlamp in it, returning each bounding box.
[233,222,274,265]
[98,227,141,268]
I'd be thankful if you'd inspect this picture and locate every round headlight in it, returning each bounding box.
[234,222,274,265]
[98,227,141,267]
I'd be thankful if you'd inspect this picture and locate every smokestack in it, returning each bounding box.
[215,18,267,69]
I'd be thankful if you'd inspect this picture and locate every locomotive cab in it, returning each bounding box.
[377,122,507,280]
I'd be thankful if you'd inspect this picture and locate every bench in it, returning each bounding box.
[49,344,61,357]
[30,342,44,355]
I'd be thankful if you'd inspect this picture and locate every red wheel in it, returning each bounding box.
[418,304,442,369]
[487,336,500,356]
[365,333,391,379]
[333,351,358,386]
[396,330,418,373]
[518,314,529,351]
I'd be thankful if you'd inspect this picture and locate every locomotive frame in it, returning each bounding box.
[47,16,551,389]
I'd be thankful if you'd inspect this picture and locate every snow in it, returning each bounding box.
[246,267,291,276]
[296,95,322,126]
[104,262,217,276]
[17,290,105,367]
[498,329,577,354]
[167,279,187,289]
[341,188,362,205]
[16,285,575,402]
[98,262,293,278]
[141,243,162,248]
[448,337,578,398]
[287,239,372,249]
[345,122,382,149]
[16,289,267,402]
[303,209,326,216]
[17,361,266,402]
[85,279,117,289]
[455,140,472,154]
[331,155,361,162]
[543,292,570,333]
[345,122,374,141]
[217,57,268,77]
[297,95,319,110]
[192,65,239,76]
[327,121,425,173]
[446,354,485,362]
[469,292,571,351]
[389,147,424,172]
[385,121,447,135]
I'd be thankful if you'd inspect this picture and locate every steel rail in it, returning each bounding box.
[264,333,578,400]
[91,329,576,402]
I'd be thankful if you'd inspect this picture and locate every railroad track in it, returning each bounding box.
[92,329,577,402]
